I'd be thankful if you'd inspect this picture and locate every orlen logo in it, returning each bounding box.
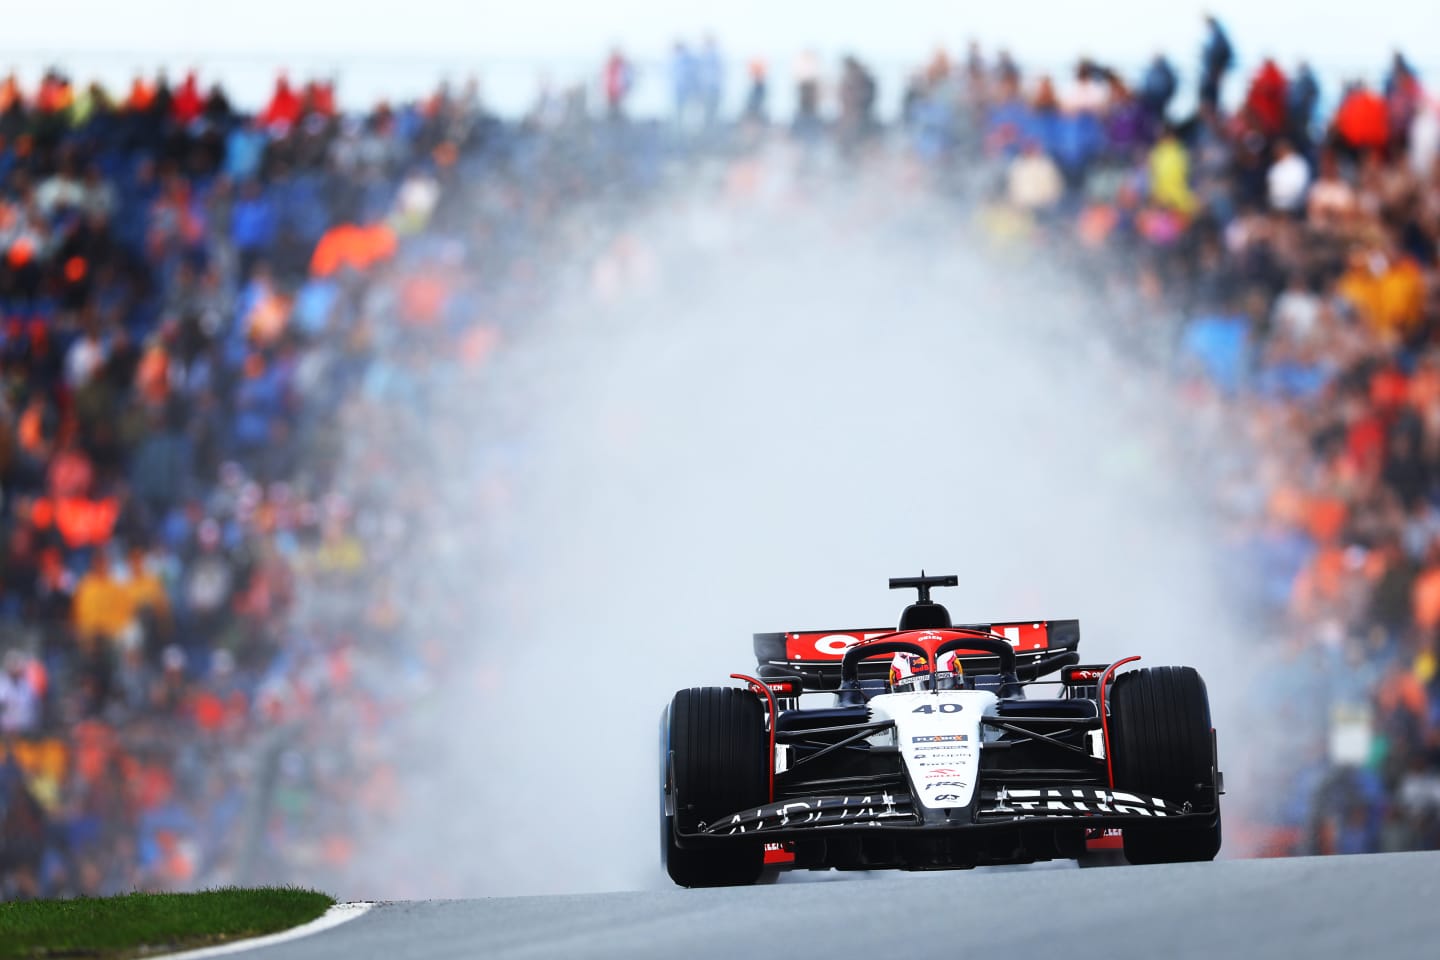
[792,632,889,657]
[813,634,859,656]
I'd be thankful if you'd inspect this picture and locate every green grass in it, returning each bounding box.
[0,887,336,960]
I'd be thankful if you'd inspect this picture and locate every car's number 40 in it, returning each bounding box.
[912,703,962,714]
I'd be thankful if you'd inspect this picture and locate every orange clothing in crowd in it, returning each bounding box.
[1267,483,1308,526]
[1370,365,1410,412]
[0,75,21,113]
[136,344,171,403]
[154,832,197,884]
[1292,545,1349,616]
[192,691,226,731]
[35,76,73,114]
[17,402,51,457]
[1376,258,1425,334]
[1412,565,1440,630]
[1335,87,1390,151]
[1339,256,1425,336]
[310,223,398,277]
[32,496,120,548]
[1304,495,1348,544]
[1377,667,1428,719]
[134,759,175,810]
[72,569,133,643]
[126,77,155,112]
[244,289,291,345]
[70,719,118,784]
[1407,363,1440,410]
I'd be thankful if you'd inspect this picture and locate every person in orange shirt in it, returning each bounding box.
[1305,494,1349,544]
[125,74,155,112]
[0,73,22,113]
[16,397,54,462]
[1411,552,1440,633]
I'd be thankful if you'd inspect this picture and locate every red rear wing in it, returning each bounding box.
[753,620,1080,690]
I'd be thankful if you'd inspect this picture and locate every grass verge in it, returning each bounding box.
[0,887,336,960]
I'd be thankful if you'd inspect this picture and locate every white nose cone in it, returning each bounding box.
[868,690,997,809]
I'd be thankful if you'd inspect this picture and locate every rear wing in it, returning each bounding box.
[753,620,1080,691]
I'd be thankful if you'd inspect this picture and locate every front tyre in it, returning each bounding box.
[661,686,767,887]
[1109,666,1223,865]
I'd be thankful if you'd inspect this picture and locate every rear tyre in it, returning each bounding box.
[662,686,767,887]
[1109,666,1222,865]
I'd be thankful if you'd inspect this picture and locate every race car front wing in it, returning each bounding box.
[694,786,1199,839]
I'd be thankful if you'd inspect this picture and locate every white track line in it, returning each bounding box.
[152,901,375,960]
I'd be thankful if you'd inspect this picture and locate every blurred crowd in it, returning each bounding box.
[895,16,1440,855]
[0,63,669,898]
[2,16,1440,898]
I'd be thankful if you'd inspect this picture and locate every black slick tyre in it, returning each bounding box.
[662,686,767,887]
[1109,666,1222,865]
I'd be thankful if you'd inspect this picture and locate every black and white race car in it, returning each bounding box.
[660,574,1223,887]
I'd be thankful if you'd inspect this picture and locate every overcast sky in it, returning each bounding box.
[5,0,1439,112]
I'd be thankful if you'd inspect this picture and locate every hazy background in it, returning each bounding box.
[347,153,1252,898]
[2,1,1367,898]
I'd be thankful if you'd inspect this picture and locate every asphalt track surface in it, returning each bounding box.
[241,852,1439,960]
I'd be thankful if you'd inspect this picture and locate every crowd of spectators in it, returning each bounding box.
[896,21,1440,854]
[0,63,667,898]
[2,16,1440,898]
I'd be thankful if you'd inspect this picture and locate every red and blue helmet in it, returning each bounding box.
[889,650,964,692]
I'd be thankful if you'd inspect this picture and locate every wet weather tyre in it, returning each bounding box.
[662,686,767,887]
[1109,666,1222,865]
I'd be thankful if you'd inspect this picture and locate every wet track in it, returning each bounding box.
[235,852,1438,960]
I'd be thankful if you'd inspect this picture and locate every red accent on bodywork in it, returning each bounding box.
[1086,828,1124,851]
[836,628,1029,671]
[763,842,796,865]
[1098,655,1141,788]
[785,621,1055,661]
[731,673,778,802]
[786,630,891,661]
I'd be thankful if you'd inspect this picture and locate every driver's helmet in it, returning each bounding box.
[932,650,964,690]
[889,651,965,692]
[888,652,930,692]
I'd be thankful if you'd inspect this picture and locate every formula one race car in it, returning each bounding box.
[660,574,1223,887]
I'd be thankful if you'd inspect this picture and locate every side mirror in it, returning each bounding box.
[757,665,807,700]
